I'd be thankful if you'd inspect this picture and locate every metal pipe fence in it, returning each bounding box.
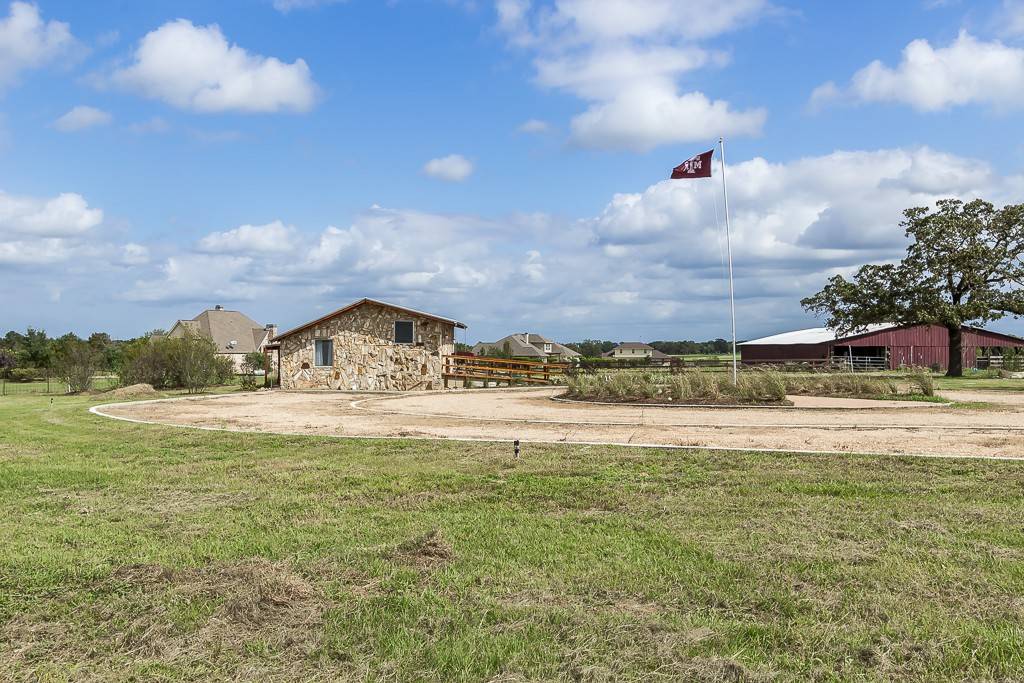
[0,375,119,396]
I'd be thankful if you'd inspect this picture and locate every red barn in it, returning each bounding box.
[740,324,1024,371]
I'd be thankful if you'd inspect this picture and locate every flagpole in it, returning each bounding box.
[719,136,738,385]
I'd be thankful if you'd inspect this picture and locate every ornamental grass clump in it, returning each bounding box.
[907,370,935,396]
[566,368,788,404]
[784,372,897,397]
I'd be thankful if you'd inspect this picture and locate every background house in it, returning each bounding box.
[166,305,276,372]
[739,324,1024,370]
[268,298,465,391]
[472,333,580,361]
[603,342,670,361]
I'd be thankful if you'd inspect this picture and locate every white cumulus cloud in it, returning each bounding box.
[198,220,294,253]
[0,188,111,270]
[110,19,318,113]
[53,105,111,132]
[498,0,769,151]
[811,31,1024,112]
[0,1,77,91]
[423,154,474,182]
[0,190,102,237]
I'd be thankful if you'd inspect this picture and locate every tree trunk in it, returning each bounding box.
[946,325,963,377]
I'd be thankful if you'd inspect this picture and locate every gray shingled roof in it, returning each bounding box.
[170,308,269,354]
[473,333,580,358]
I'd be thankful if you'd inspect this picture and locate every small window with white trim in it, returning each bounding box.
[395,320,414,344]
[314,339,333,367]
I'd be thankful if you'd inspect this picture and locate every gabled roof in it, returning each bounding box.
[613,342,655,350]
[170,308,269,354]
[473,333,580,358]
[274,298,466,341]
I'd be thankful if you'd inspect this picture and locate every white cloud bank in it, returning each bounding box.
[5,148,1020,339]
[110,145,1023,340]
[811,31,1024,112]
[423,154,474,182]
[498,0,768,151]
[0,1,77,91]
[53,105,111,132]
[0,189,104,267]
[110,19,318,113]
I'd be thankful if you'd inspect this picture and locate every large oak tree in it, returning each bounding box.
[801,199,1024,376]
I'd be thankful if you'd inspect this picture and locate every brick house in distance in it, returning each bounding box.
[267,298,466,391]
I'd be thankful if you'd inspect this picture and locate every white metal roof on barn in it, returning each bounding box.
[739,323,896,346]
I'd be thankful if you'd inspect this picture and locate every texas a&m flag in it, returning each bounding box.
[671,149,713,179]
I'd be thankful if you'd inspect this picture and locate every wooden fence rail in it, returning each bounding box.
[443,356,568,387]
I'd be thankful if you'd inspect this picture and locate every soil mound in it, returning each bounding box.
[108,383,158,399]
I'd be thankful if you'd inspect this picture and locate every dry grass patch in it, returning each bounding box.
[3,559,329,681]
[389,528,454,569]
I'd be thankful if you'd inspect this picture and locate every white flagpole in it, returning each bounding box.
[719,136,738,385]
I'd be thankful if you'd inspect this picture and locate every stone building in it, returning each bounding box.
[267,298,466,391]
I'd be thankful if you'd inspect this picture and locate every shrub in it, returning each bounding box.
[53,338,101,393]
[907,370,935,396]
[8,367,39,383]
[119,333,232,392]
[169,333,222,394]
[239,351,266,391]
[119,338,175,389]
[212,355,235,387]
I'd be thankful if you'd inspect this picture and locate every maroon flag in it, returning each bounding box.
[671,149,714,179]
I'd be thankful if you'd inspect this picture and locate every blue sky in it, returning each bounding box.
[3,0,1024,343]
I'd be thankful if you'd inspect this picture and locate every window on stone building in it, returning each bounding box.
[395,320,414,344]
[314,339,333,367]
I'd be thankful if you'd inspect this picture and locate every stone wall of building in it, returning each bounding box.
[278,302,456,391]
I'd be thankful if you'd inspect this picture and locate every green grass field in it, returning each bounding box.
[3,393,1024,681]
[933,374,1024,391]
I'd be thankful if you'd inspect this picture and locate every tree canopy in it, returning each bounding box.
[802,199,1024,376]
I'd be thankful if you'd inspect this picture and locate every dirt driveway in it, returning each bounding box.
[94,387,1024,459]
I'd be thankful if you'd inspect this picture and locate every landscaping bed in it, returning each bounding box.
[564,368,937,406]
